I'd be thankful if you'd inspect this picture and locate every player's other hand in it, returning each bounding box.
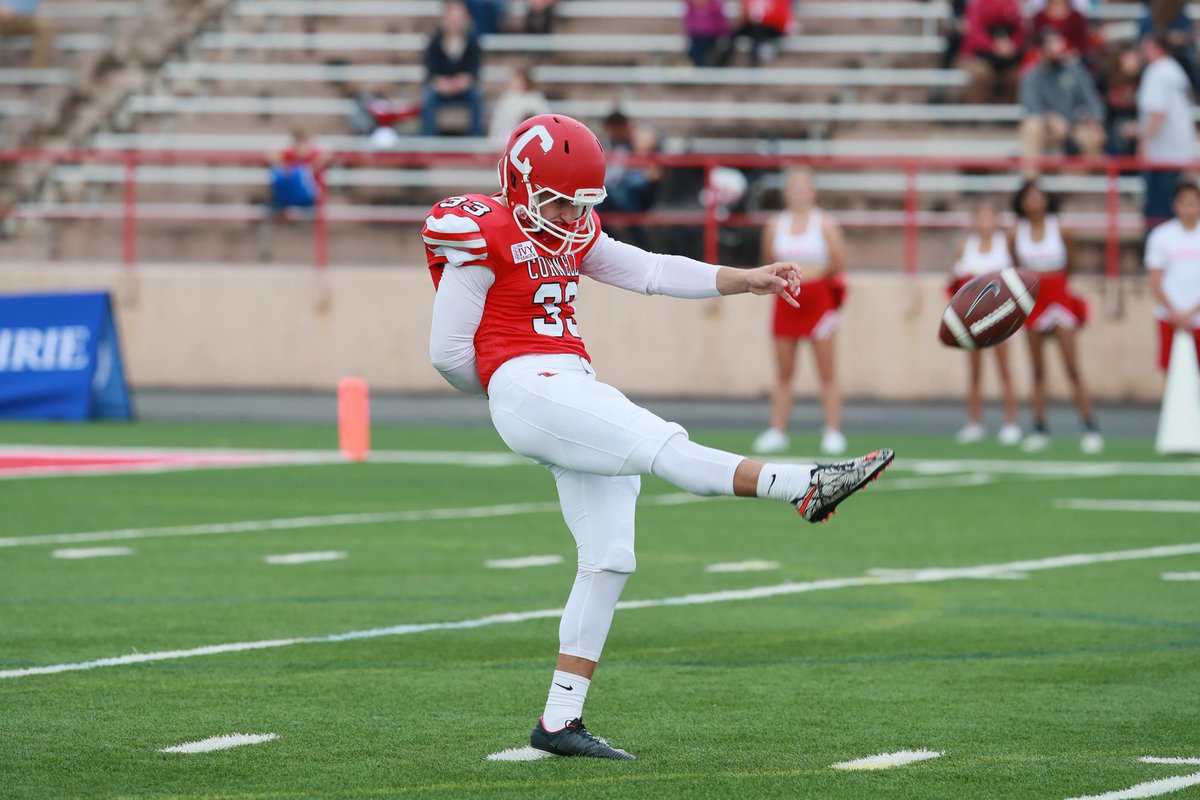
[746,262,803,308]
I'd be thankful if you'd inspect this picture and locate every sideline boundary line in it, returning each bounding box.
[4,541,1199,681]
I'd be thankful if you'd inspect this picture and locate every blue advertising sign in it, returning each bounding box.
[0,291,133,420]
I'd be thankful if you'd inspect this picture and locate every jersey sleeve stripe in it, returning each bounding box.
[423,236,487,249]
[424,214,482,235]
[434,245,489,267]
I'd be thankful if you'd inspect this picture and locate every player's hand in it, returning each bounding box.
[1171,310,1194,331]
[745,262,803,308]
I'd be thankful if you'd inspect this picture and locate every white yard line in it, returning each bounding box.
[5,444,1200,481]
[485,555,564,569]
[1140,758,1200,766]
[705,560,780,573]
[871,473,996,491]
[264,551,346,565]
[51,547,133,560]
[0,494,707,549]
[1055,499,1200,514]
[830,749,945,770]
[4,540,1200,681]
[1,463,1104,551]
[159,733,278,753]
[1161,572,1200,581]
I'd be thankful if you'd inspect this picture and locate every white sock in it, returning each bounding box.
[756,462,816,503]
[542,670,590,731]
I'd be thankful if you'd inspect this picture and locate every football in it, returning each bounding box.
[939,268,1041,349]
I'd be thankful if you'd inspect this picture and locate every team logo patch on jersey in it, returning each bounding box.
[510,241,538,263]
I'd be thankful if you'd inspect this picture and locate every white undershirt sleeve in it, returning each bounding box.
[581,232,721,298]
[429,263,495,396]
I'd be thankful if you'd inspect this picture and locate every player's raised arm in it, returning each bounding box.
[580,230,802,305]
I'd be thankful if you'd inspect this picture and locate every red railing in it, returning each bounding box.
[0,149,1192,276]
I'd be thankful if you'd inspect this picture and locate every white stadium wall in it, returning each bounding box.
[0,264,1163,402]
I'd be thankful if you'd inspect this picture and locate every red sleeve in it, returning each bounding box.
[422,196,504,289]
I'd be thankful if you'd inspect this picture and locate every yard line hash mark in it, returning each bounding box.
[1063,757,1200,799]
[52,547,133,560]
[485,747,553,762]
[706,560,780,573]
[159,733,279,753]
[5,541,1200,681]
[830,749,945,770]
[264,551,346,565]
[1055,499,1200,514]
[485,555,565,569]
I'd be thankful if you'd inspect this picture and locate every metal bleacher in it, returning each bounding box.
[1,0,1156,270]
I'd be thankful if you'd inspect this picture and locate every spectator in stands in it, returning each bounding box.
[932,0,968,103]
[267,127,330,213]
[947,200,1022,445]
[1098,44,1143,156]
[600,119,663,249]
[524,0,558,34]
[719,0,794,67]
[488,63,549,146]
[959,0,1026,103]
[1008,180,1103,454]
[1138,32,1196,231]
[0,0,53,68]
[1146,179,1200,373]
[260,128,330,260]
[464,0,505,35]
[1030,0,1094,65]
[422,0,485,137]
[1138,0,1200,95]
[752,168,849,457]
[684,0,731,67]
[1018,29,1106,171]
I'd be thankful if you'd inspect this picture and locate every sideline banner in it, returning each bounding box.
[0,291,133,420]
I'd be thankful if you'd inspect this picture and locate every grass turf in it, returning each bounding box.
[1,421,1198,799]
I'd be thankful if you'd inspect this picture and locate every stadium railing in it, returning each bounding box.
[0,148,1185,283]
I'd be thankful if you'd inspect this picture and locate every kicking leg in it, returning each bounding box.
[650,433,893,523]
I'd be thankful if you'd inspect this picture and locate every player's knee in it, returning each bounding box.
[580,544,636,574]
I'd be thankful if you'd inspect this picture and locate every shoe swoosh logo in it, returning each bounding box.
[554,683,574,691]
[966,280,1002,317]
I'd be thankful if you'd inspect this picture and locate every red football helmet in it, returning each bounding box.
[498,114,607,256]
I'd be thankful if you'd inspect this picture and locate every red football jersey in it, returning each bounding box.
[422,193,602,391]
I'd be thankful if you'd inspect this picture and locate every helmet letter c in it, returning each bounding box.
[508,124,554,177]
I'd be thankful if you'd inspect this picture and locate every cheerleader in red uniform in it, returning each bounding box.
[948,200,1022,445]
[1008,180,1103,454]
[752,168,849,455]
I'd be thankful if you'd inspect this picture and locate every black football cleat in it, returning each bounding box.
[530,717,636,760]
[795,448,895,523]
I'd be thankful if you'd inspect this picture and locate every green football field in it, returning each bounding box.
[2,421,1199,800]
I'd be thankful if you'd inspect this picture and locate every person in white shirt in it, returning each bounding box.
[947,200,1022,445]
[1138,33,1197,230]
[1145,179,1200,370]
[1009,180,1103,454]
[486,63,550,147]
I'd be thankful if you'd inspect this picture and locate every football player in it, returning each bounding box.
[425,114,894,760]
